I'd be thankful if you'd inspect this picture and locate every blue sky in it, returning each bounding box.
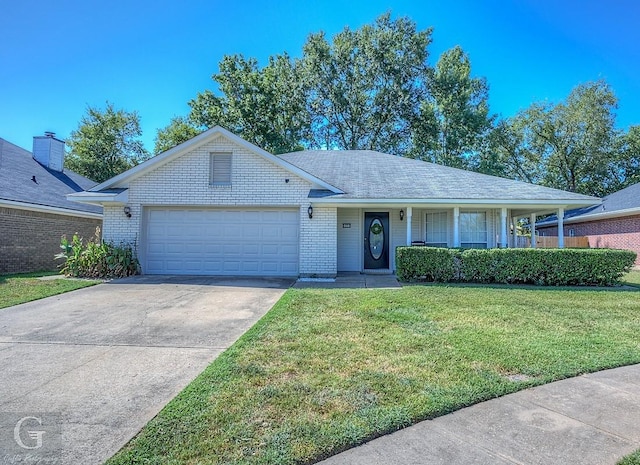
[1,0,638,153]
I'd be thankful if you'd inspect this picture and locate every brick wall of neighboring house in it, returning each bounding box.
[0,207,102,274]
[537,214,640,264]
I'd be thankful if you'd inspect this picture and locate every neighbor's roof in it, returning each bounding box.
[0,137,102,215]
[279,150,599,203]
[538,182,640,227]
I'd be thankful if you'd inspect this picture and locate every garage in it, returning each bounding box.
[144,207,299,276]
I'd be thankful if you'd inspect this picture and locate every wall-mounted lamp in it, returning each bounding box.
[307,205,313,219]
[399,209,404,221]
[123,206,132,218]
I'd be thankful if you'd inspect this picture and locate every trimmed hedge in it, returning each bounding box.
[396,247,636,286]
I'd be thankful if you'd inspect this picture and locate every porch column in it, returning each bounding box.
[557,207,565,249]
[500,207,508,248]
[512,216,518,248]
[530,213,537,249]
[406,207,413,245]
[453,207,460,247]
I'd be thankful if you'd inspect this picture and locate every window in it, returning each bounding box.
[210,153,232,186]
[425,211,448,247]
[460,211,487,248]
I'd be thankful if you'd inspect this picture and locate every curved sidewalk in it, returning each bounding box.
[318,364,640,465]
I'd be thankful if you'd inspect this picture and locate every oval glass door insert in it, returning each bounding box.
[369,218,384,260]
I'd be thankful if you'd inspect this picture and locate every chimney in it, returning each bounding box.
[33,131,65,172]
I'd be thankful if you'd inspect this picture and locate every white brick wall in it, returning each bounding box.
[102,134,337,277]
[300,206,337,277]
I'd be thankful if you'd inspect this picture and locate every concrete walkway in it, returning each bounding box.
[294,272,401,289]
[319,364,640,465]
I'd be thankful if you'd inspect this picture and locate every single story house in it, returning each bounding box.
[537,182,640,264]
[68,126,598,278]
[0,133,102,274]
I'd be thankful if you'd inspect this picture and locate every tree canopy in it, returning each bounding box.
[154,116,201,154]
[66,103,149,183]
[492,80,623,196]
[188,53,309,154]
[302,13,431,154]
[410,45,493,168]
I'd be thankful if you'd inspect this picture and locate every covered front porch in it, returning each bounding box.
[331,203,573,274]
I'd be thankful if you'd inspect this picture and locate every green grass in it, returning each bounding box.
[0,272,99,309]
[623,270,640,287]
[107,285,640,465]
[618,450,640,465]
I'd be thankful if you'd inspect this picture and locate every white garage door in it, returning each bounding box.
[144,208,299,276]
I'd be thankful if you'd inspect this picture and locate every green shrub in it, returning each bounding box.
[396,247,636,286]
[56,228,139,279]
[395,247,460,282]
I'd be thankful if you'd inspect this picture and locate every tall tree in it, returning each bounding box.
[302,13,432,154]
[66,103,149,183]
[410,46,493,169]
[154,116,201,154]
[609,125,640,191]
[497,80,620,196]
[189,53,309,154]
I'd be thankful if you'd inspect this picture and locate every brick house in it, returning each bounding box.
[0,134,102,274]
[68,127,597,278]
[537,183,640,264]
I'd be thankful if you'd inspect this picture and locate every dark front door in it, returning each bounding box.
[364,212,389,270]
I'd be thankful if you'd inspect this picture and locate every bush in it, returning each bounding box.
[56,228,139,279]
[396,247,636,286]
[396,247,460,282]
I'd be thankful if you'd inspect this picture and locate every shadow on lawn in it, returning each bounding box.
[402,281,640,293]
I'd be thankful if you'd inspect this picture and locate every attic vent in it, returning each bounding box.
[210,153,232,186]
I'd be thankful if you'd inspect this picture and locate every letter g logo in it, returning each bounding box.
[13,416,45,450]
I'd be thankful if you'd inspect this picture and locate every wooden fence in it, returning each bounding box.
[513,236,590,249]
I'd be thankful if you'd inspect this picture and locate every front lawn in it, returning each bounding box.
[108,285,640,465]
[624,270,640,287]
[0,272,99,309]
[619,450,640,465]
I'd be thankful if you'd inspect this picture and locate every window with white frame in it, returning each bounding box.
[425,211,448,247]
[210,152,232,186]
[460,211,487,248]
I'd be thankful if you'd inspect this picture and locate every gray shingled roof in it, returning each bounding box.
[538,182,640,226]
[279,150,598,202]
[0,137,102,214]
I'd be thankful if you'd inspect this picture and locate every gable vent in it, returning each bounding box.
[210,153,232,186]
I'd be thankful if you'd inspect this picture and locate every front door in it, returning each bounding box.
[364,212,389,270]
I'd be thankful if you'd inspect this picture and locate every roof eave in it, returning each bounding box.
[538,205,640,227]
[309,197,601,209]
[67,190,128,206]
[0,199,102,219]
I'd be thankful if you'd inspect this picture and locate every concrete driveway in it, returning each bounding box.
[0,275,291,464]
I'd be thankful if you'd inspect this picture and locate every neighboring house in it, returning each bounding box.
[0,133,102,274]
[68,127,597,278]
[537,182,640,264]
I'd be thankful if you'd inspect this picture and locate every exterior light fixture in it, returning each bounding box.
[123,206,132,218]
[400,209,404,221]
[307,205,313,219]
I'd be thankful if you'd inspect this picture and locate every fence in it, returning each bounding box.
[513,236,590,249]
